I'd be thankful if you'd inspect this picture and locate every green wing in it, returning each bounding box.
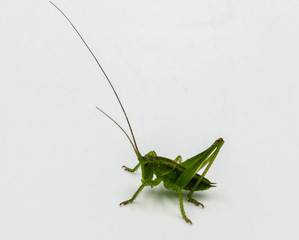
[180,144,215,169]
[176,139,224,188]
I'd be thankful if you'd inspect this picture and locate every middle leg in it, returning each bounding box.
[174,155,182,164]
[120,178,161,206]
[120,183,145,206]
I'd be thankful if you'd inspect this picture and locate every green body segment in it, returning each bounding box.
[142,156,214,191]
[140,138,223,191]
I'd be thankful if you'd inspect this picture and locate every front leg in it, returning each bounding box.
[122,163,140,173]
[147,178,161,188]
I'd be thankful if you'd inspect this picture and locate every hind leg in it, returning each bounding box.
[177,188,192,224]
[187,193,204,208]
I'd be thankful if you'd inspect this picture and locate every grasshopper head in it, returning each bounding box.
[144,151,157,158]
[138,151,157,164]
[139,152,157,182]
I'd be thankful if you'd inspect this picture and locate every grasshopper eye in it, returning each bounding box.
[144,162,149,167]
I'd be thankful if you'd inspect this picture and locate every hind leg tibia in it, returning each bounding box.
[177,188,192,224]
[187,192,204,208]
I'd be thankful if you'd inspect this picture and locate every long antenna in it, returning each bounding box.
[50,1,140,156]
[96,107,138,155]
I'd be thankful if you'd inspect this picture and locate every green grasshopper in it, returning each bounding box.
[50,2,224,224]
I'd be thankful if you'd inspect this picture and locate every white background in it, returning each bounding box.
[0,0,298,239]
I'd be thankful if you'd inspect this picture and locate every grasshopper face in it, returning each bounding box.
[139,152,157,183]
